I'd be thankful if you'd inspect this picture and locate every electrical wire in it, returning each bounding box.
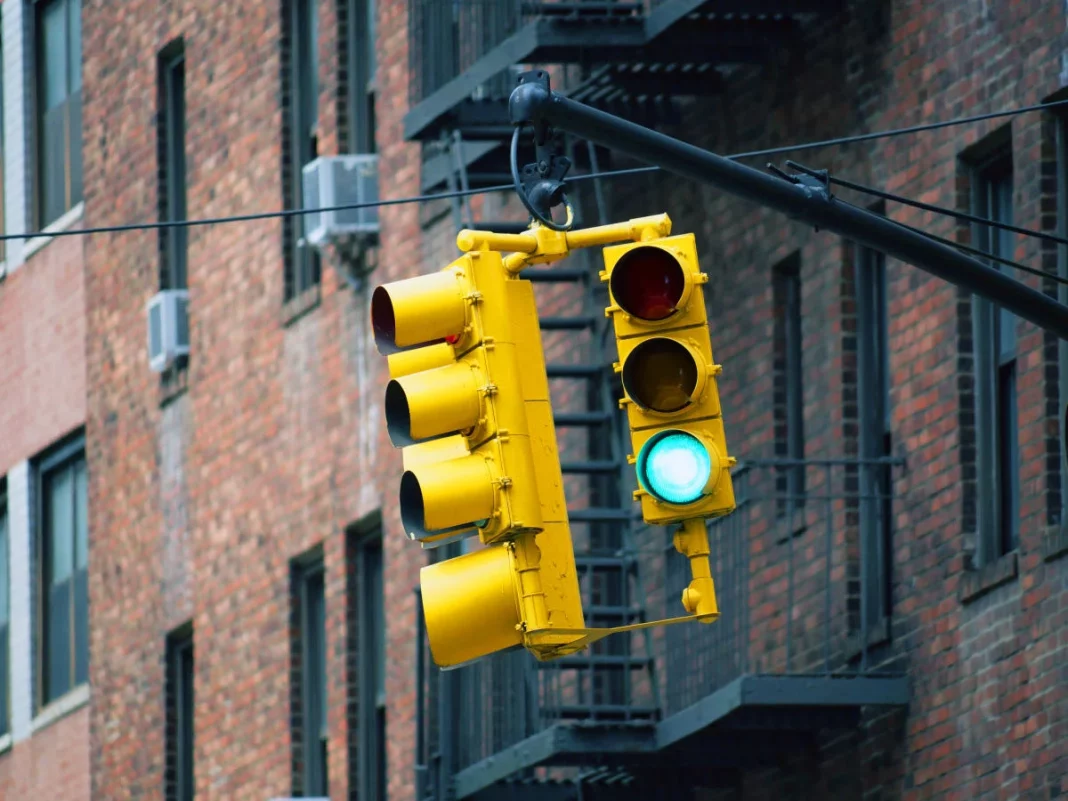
[3,96,1068,244]
[829,173,1068,248]
[838,198,1068,287]
[567,97,1068,183]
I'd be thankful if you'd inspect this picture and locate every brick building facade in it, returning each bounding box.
[0,0,92,798]
[0,1,1062,800]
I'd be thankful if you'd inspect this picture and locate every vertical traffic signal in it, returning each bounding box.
[371,252,543,548]
[601,233,736,526]
[371,248,585,668]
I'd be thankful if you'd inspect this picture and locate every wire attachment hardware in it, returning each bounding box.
[509,70,575,232]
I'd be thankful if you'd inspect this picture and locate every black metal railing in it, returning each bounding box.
[414,456,902,799]
[408,0,649,107]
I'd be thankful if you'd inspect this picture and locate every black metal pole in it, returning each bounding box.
[509,74,1068,341]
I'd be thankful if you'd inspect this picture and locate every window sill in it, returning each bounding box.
[844,615,891,661]
[281,283,321,327]
[0,733,11,755]
[31,684,90,735]
[1043,523,1068,563]
[959,551,1018,604]
[160,361,190,407]
[24,202,86,262]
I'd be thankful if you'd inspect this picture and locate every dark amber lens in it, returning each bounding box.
[621,338,699,413]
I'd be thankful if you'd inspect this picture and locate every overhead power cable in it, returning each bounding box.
[2,96,1068,244]
[829,174,1068,248]
[837,199,1068,288]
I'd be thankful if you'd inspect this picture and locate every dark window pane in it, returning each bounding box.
[47,579,72,701]
[74,459,87,570]
[40,448,88,705]
[37,0,82,225]
[167,631,195,801]
[0,622,8,737]
[48,467,73,584]
[69,88,83,207]
[0,504,8,737]
[74,568,88,686]
[971,159,1018,562]
[40,0,67,110]
[361,537,386,801]
[300,563,328,797]
[0,508,8,624]
[169,57,187,288]
[67,0,81,93]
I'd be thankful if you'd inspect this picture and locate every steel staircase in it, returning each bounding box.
[526,135,661,726]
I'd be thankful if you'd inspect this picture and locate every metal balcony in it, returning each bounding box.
[415,457,909,801]
[405,0,842,144]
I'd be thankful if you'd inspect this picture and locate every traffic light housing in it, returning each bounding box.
[371,249,585,667]
[372,252,544,547]
[601,233,736,525]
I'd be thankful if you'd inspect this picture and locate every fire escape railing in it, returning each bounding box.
[415,456,904,800]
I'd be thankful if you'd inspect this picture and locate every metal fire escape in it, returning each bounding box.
[413,4,909,801]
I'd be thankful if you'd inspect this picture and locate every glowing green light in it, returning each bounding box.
[637,432,712,505]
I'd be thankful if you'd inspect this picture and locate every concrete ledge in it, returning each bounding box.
[23,202,85,262]
[1043,524,1068,563]
[960,551,1018,604]
[30,684,90,736]
[281,282,321,326]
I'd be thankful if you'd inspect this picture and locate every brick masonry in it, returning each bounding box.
[75,2,1068,801]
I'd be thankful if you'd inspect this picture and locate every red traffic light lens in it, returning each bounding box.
[621,338,699,413]
[609,246,685,321]
[370,286,396,347]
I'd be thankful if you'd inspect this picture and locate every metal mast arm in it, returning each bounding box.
[508,71,1068,341]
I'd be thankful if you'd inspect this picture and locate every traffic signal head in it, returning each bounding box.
[371,267,471,353]
[602,233,736,526]
[370,252,543,547]
[372,245,586,668]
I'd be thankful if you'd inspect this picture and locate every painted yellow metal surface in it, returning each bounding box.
[373,212,739,667]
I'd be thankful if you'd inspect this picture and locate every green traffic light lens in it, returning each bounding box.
[637,431,712,505]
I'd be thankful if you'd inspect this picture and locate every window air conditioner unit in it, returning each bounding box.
[146,289,190,373]
[301,154,380,249]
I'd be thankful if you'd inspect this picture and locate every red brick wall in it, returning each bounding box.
[0,708,91,801]
[602,2,1068,798]
[82,2,1068,801]
[82,1,422,799]
[0,224,89,801]
[0,232,88,474]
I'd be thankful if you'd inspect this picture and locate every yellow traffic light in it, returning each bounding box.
[371,248,585,668]
[372,252,543,547]
[373,215,734,669]
[601,233,737,526]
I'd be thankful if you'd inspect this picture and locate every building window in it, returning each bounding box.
[283,0,321,301]
[38,439,88,707]
[35,0,83,229]
[0,484,9,738]
[346,0,376,154]
[1054,117,1068,529]
[356,533,386,801]
[970,154,1019,564]
[855,242,892,627]
[0,35,7,264]
[158,42,188,291]
[165,625,195,801]
[293,553,328,796]
[773,253,805,515]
